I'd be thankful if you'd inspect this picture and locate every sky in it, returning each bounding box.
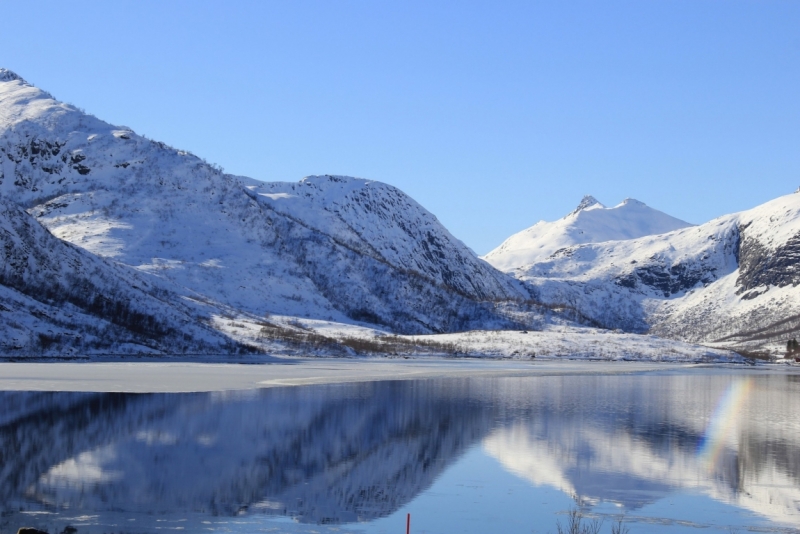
[1,1,798,254]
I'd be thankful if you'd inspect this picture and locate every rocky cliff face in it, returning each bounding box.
[736,224,800,297]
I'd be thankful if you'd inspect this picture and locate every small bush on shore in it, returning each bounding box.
[552,509,628,534]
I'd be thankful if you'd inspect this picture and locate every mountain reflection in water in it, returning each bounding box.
[1,371,798,533]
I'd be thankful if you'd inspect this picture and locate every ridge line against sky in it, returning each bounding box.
[1,0,798,254]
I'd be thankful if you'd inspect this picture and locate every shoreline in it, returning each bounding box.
[0,358,782,393]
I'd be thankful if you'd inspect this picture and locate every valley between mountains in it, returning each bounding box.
[0,68,795,362]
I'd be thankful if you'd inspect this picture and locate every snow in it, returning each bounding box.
[245,174,524,300]
[0,198,240,356]
[48,216,134,258]
[411,328,737,362]
[203,309,739,363]
[483,194,692,272]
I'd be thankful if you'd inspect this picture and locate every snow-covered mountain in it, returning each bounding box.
[483,195,692,271]
[243,175,518,301]
[513,191,800,353]
[0,68,528,349]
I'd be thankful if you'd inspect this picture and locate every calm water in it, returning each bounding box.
[1,368,799,533]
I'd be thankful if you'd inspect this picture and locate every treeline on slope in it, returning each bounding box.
[256,319,459,356]
[1,270,179,353]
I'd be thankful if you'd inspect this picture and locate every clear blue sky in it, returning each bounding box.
[2,1,798,254]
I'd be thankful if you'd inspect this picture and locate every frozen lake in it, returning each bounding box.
[1,366,799,533]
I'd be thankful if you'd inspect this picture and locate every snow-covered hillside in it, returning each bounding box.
[244,175,522,300]
[483,195,692,271]
[0,68,528,342]
[0,198,240,355]
[512,191,800,354]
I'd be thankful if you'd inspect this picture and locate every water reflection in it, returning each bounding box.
[1,380,498,527]
[482,373,800,526]
[1,371,799,532]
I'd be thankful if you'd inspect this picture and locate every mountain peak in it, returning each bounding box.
[0,68,25,83]
[619,198,646,207]
[571,195,603,215]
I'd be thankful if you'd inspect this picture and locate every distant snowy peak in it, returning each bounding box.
[483,196,692,272]
[570,195,605,214]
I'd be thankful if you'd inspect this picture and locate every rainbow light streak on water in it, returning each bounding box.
[696,378,754,470]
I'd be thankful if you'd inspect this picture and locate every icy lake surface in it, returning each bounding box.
[2,368,799,534]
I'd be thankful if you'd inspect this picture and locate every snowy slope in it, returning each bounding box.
[483,195,692,271]
[0,68,527,337]
[513,191,800,352]
[244,175,522,300]
[0,198,240,355]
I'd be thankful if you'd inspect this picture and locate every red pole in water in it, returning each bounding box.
[406,513,410,534]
